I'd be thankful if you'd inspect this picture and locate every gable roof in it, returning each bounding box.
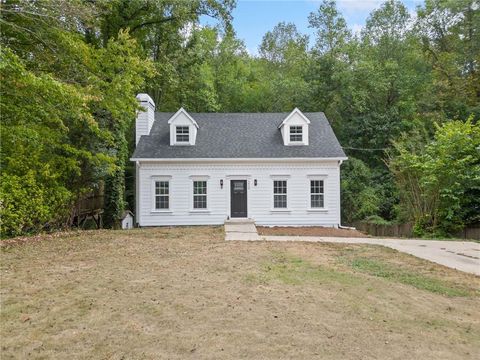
[131,112,346,160]
[278,108,311,128]
[167,107,199,128]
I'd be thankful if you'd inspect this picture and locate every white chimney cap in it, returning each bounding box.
[136,93,155,108]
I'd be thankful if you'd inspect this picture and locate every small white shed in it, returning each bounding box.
[119,210,134,229]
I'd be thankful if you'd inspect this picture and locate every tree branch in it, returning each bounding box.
[130,16,177,33]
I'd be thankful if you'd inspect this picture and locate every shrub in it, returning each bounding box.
[0,172,71,237]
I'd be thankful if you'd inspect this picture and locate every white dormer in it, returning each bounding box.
[168,108,199,146]
[278,108,310,146]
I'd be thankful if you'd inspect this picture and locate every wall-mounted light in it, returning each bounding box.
[254,179,257,186]
[220,179,223,189]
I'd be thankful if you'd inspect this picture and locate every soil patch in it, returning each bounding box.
[257,225,368,238]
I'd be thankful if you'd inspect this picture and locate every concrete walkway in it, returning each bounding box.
[224,222,480,275]
[224,219,260,241]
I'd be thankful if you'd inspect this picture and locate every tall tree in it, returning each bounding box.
[256,22,310,111]
[307,0,351,116]
[416,0,480,120]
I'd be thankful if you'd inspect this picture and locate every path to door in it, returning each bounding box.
[224,223,480,275]
[224,219,259,241]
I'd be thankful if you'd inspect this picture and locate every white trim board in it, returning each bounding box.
[131,157,348,163]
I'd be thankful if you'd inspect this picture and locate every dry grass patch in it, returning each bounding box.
[1,227,479,359]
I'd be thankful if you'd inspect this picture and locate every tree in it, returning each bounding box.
[0,48,112,236]
[416,0,480,121]
[308,0,351,56]
[256,22,310,111]
[388,119,480,235]
[0,1,153,234]
[340,158,381,224]
[307,0,351,116]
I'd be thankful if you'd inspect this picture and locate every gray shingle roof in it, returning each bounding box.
[132,112,346,159]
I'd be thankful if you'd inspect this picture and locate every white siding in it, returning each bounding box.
[136,160,341,227]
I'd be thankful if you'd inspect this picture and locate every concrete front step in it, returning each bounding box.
[224,218,255,224]
[224,218,260,241]
[224,223,257,233]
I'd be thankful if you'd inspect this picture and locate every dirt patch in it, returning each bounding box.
[257,225,368,238]
[1,226,479,359]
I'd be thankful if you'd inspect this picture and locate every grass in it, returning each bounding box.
[1,227,479,359]
[347,257,473,297]
[247,251,360,286]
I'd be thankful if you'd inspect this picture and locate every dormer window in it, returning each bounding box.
[279,108,310,146]
[168,108,199,146]
[176,126,189,143]
[290,126,303,142]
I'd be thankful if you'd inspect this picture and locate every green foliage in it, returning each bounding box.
[0,3,154,236]
[341,158,381,223]
[1,0,478,237]
[389,119,480,235]
[363,215,391,226]
[0,173,71,237]
[0,48,112,237]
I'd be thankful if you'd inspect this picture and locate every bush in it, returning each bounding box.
[389,119,480,236]
[0,172,71,237]
[341,157,381,223]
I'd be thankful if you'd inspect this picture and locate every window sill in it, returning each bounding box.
[151,210,172,214]
[172,142,191,146]
[307,208,329,212]
[189,209,211,213]
[270,209,291,213]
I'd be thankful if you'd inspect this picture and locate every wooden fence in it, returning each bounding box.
[352,221,480,240]
[453,224,480,241]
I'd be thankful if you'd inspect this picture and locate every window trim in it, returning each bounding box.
[310,179,325,209]
[175,125,190,143]
[151,176,172,213]
[272,179,289,211]
[289,125,303,142]
[189,176,210,212]
[307,175,328,212]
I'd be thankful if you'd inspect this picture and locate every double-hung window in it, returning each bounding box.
[155,181,169,209]
[193,181,207,209]
[273,180,287,208]
[289,126,303,142]
[310,180,324,208]
[176,126,189,142]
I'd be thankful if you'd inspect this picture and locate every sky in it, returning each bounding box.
[202,0,424,54]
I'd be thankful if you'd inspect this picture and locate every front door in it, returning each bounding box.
[230,180,247,218]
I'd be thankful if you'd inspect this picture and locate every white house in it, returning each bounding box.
[131,93,347,227]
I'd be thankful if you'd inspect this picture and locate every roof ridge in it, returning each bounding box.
[154,111,323,114]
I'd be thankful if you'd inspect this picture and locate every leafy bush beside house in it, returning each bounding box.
[388,119,480,236]
[341,158,381,224]
[0,26,153,237]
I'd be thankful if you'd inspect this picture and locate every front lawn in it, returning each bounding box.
[1,227,479,359]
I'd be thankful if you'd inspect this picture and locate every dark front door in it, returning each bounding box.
[230,180,247,218]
